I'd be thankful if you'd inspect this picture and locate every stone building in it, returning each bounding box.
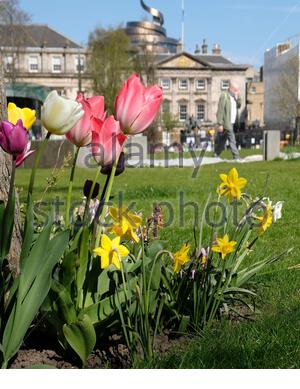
[246,80,264,127]
[155,49,248,128]
[125,1,251,139]
[0,24,91,105]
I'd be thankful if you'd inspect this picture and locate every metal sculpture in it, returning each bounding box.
[140,0,164,26]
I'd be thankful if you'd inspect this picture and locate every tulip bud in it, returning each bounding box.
[41,91,84,135]
[100,151,125,177]
[83,180,100,199]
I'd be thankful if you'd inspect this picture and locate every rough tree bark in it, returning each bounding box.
[0,63,22,273]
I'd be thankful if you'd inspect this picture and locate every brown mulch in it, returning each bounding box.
[9,333,188,369]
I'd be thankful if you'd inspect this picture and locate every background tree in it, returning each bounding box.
[88,27,133,114]
[132,45,162,143]
[162,111,179,133]
[133,43,157,85]
[0,0,31,85]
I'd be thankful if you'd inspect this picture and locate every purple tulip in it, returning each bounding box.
[0,119,28,156]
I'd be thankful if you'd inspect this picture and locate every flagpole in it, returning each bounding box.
[181,0,185,51]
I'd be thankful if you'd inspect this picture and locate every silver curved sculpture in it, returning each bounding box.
[140,0,164,26]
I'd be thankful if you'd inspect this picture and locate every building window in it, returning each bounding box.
[28,56,38,73]
[5,55,13,72]
[75,56,85,72]
[179,103,188,121]
[161,78,170,90]
[250,86,256,94]
[221,80,229,90]
[196,79,206,90]
[196,104,205,121]
[179,79,188,90]
[162,100,170,114]
[52,56,62,73]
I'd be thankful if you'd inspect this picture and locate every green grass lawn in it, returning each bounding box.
[15,159,300,368]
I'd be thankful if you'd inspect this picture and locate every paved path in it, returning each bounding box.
[127,154,264,168]
[127,152,300,168]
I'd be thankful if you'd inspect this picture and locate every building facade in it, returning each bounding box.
[264,39,299,131]
[155,51,248,128]
[0,24,91,102]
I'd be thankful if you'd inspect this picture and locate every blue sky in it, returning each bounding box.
[20,0,300,67]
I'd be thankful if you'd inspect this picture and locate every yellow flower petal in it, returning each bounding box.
[111,252,121,269]
[219,173,228,183]
[228,168,238,184]
[111,236,121,247]
[101,253,110,269]
[22,107,36,129]
[109,207,119,221]
[101,234,112,251]
[117,244,129,257]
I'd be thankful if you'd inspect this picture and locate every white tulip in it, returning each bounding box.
[272,201,283,222]
[41,91,84,135]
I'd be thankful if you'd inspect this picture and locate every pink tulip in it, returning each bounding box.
[91,116,127,167]
[115,74,163,135]
[66,93,106,147]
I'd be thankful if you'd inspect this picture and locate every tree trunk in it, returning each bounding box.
[0,63,22,273]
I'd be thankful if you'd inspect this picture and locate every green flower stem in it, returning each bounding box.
[65,146,80,227]
[140,230,153,361]
[207,260,226,327]
[91,173,110,243]
[9,157,16,198]
[27,132,51,202]
[94,157,118,249]
[82,164,102,225]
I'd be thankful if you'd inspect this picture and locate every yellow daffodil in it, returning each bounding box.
[173,243,190,273]
[7,102,36,130]
[255,203,273,235]
[93,234,129,270]
[212,234,236,260]
[217,167,247,201]
[109,206,142,243]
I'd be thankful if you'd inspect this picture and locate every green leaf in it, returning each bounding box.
[0,187,15,259]
[147,240,165,258]
[59,251,77,288]
[63,314,96,364]
[18,217,53,301]
[76,227,90,304]
[50,280,77,325]
[2,230,69,364]
[97,267,111,298]
[223,287,257,297]
[19,194,34,265]
[0,201,5,266]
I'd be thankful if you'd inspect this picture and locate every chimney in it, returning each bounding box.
[212,43,221,55]
[194,44,201,54]
[201,39,208,54]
